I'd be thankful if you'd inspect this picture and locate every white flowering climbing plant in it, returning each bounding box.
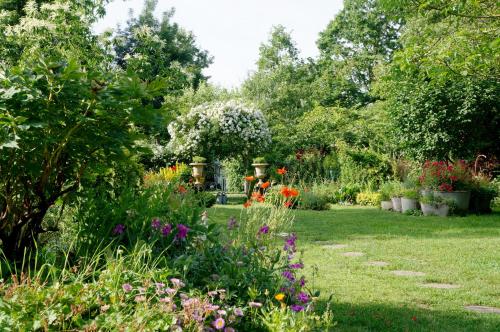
[167,100,272,160]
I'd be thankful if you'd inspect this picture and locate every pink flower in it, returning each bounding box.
[176,224,189,239]
[213,317,225,330]
[234,307,244,316]
[248,301,262,308]
[134,295,146,302]
[122,283,133,292]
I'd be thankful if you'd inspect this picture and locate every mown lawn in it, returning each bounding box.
[208,203,500,331]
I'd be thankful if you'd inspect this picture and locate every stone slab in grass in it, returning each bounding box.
[321,244,348,250]
[420,283,459,289]
[391,270,426,277]
[341,251,364,257]
[464,306,500,314]
[366,261,389,267]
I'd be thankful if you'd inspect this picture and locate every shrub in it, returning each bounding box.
[402,189,419,200]
[253,157,267,164]
[298,191,329,210]
[335,183,361,204]
[419,160,473,191]
[356,192,382,206]
[194,191,217,208]
[192,156,207,163]
[144,163,190,186]
[379,182,393,201]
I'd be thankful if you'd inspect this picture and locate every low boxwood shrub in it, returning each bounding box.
[356,192,382,206]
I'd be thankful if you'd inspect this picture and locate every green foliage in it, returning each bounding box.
[356,192,382,206]
[192,156,207,163]
[113,0,212,93]
[194,191,216,208]
[253,157,267,164]
[0,0,167,257]
[402,189,419,200]
[315,0,402,107]
[298,191,329,211]
[377,0,499,160]
[337,146,392,188]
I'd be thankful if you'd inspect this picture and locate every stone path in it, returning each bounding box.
[341,252,364,257]
[322,244,348,250]
[366,261,389,267]
[420,283,459,289]
[464,306,500,314]
[391,270,426,277]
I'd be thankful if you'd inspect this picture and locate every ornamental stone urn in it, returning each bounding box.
[401,197,417,213]
[391,197,402,212]
[381,200,393,211]
[421,203,450,217]
[252,162,269,186]
[190,161,207,188]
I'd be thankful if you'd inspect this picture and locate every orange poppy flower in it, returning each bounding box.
[280,186,299,198]
[243,200,252,208]
[289,188,299,197]
[261,181,270,189]
[244,176,255,182]
[284,201,293,208]
[277,167,287,175]
[251,192,265,203]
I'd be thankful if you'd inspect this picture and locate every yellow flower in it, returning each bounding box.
[274,293,285,302]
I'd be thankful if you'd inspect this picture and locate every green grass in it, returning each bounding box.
[208,204,500,331]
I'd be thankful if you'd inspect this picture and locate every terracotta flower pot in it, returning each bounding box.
[391,197,402,212]
[433,190,470,211]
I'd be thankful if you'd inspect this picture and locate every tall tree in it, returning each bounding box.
[113,0,212,95]
[242,26,316,157]
[377,0,499,160]
[315,0,402,107]
[0,1,164,258]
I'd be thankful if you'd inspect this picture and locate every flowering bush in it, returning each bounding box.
[143,163,190,187]
[167,100,272,159]
[419,160,472,191]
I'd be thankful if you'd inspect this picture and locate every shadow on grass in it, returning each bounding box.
[314,299,500,332]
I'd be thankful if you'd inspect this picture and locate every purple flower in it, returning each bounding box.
[282,270,295,282]
[122,283,133,292]
[297,291,309,303]
[176,224,189,239]
[227,216,238,230]
[234,307,244,317]
[113,224,125,235]
[290,304,304,312]
[162,224,172,236]
[299,277,306,287]
[284,233,297,252]
[151,218,161,230]
[258,225,269,235]
[289,263,304,269]
[213,317,225,330]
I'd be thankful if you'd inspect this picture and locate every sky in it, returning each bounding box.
[94,0,344,88]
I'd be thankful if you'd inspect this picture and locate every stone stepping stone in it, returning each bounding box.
[391,270,426,277]
[420,283,459,289]
[322,244,348,250]
[341,252,364,257]
[464,306,500,314]
[366,261,389,267]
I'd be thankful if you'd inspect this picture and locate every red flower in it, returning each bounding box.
[438,183,453,192]
[170,165,177,172]
[261,181,270,189]
[412,316,417,321]
[450,176,458,181]
[177,185,187,194]
[244,176,255,182]
[251,192,265,203]
[243,200,252,208]
[281,186,299,198]
[284,201,293,208]
[277,167,287,175]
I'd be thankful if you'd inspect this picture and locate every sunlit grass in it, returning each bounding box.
[209,204,500,331]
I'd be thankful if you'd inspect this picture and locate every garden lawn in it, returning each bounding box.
[208,204,500,331]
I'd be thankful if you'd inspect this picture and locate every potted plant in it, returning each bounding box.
[252,157,269,186]
[379,182,393,211]
[470,175,498,214]
[419,160,472,211]
[190,156,207,187]
[401,189,419,213]
[420,194,453,217]
[390,182,403,212]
